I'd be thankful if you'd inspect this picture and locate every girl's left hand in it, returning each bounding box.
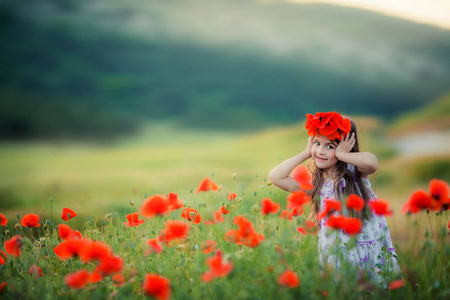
[335,133,356,156]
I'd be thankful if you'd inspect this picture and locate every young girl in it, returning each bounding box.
[269,112,400,283]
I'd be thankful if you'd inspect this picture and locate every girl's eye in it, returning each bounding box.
[327,145,334,149]
[314,141,319,145]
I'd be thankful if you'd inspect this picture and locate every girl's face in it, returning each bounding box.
[311,134,339,171]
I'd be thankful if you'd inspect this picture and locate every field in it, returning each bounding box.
[0,118,449,299]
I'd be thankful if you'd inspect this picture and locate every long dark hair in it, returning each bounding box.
[308,119,371,221]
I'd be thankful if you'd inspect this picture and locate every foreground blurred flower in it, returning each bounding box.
[325,215,345,230]
[346,194,365,212]
[202,240,216,254]
[181,208,202,224]
[278,269,300,288]
[143,273,171,300]
[61,208,77,221]
[224,215,264,248]
[0,250,6,265]
[21,214,40,228]
[261,198,280,215]
[141,195,169,218]
[80,240,113,263]
[54,239,90,260]
[388,279,405,290]
[0,213,7,226]
[369,199,392,216]
[159,220,190,245]
[343,217,362,235]
[58,224,81,240]
[196,177,219,193]
[317,199,342,221]
[287,191,311,210]
[123,212,145,227]
[228,192,237,201]
[297,220,318,235]
[112,273,125,287]
[168,193,184,211]
[201,250,233,282]
[292,165,313,190]
[403,179,450,213]
[96,255,123,276]
[28,264,43,279]
[5,235,22,257]
[280,210,293,221]
[65,269,89,289]
[146,238,163,255]
[0,282,7,293]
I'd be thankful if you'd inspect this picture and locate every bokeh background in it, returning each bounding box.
[1,0,449,243]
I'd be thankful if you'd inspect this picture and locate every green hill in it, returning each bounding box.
[1,0,450,140]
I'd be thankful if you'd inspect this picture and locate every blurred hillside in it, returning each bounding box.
[1,0,450,140]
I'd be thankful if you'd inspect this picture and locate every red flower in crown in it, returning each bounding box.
[305,112,351,141]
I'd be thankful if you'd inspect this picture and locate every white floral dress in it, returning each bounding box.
[317,165,401,283]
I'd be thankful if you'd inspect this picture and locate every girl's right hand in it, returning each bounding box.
[304,136,313,157]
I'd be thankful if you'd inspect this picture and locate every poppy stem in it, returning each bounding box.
[426,211,435,242]
[414,214,422,243]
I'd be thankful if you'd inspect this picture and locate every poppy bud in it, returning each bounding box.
[232,173,238,179]
[128,200,134,206]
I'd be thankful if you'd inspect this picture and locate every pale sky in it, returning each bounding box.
[283,0,450,30]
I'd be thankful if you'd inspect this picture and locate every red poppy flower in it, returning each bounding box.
[140,195,169,218]
[278,269,300,288]
[96,255,123,276]
[326,215,345,230]
[202,240,216,254]
[280,210,293,221]
[123,212,145,227]
[297,220,318,235]
[65,269,89,289]
[21,214,40,228]
[305,112,350,141]
[88,271,103,283]
[292,165,313,190]
[79,240,112,263]
[112,273,125,287]
[142,273,171,300]
[181,208,202,224]
[159,220,190,245]
[146,238,163,255]
[0,250,6,265]
[201,250,233,282]
[402,190,431,214]
[261,198,280,215]
[447,219,450,229]
[168,193,184,211]
[388,279,405,290]
[287,191,311,210]
[61,208,77,221]
[73,230,82,239]
[224,215,264,248]
[196,177,219,193]
[58,224,79,240]
[0,213,7,226]
[0,282,7,293]
[213,211,225,223]
[5,235,22,257]
[228,192,237,201]
[346,194,365,212]
[317,199,342,220]
[204,219,215,225]
[369,199,392,216]
[291,206,304,217]
[343,217,362,235]
[219,206,230,215]
[429,179,450,210]
[54,239,90,260]
[28,264,43,279]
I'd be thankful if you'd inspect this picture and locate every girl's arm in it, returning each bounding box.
[335,133,378,177]
[269,137,313,192]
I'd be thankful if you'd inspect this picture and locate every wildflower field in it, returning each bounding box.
[0,120,449,299]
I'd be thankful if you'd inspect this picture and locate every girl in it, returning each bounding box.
[269,112,400,283]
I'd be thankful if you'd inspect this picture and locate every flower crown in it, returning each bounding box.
[305,112,351,141]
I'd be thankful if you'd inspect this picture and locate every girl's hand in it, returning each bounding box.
[335,133,355,157]
[304,136,313,158]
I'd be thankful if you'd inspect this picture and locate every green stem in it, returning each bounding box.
[426,211,435,242]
